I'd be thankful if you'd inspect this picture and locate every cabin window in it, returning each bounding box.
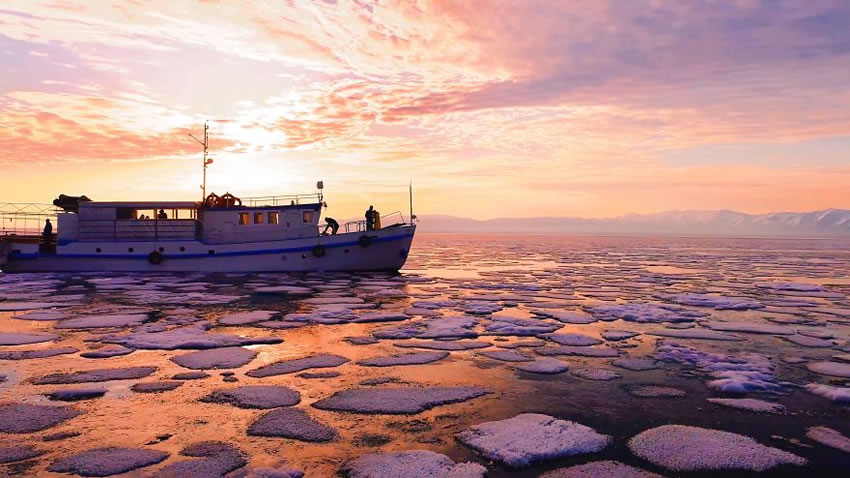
[268,212,279,225]
[302,210,314,223]
[254,212,264,224]
[238,212,250,225]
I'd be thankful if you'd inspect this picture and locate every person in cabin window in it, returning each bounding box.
[365,205,375,231]
[322,217,339,235]
[157,209,167,220]
[42,219,52,240]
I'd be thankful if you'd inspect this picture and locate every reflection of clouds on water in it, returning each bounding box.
[0,234,849,475]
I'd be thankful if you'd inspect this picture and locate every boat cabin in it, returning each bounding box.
[57,200,322,245]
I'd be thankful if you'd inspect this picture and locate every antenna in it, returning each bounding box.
[189,121,213,204]
[409,180,415,224]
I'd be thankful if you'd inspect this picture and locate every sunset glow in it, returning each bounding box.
[2,0,849,219]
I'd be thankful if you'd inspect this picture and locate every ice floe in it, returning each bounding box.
[0,403,80,433]
[358,351,449,367]
[342,450,486,478]
[538,460,663,478]
[545,333,602,346]
[783,335,834,348]
[649,328,744,341]
[611,357,659,371]
[628,425,805,471]
[806,361,850,378]
[55,313,149,329]
[806,426,850,453]
[248,408,336,442]
[456,413,610,467]
[395,340,490,351]
[479,350,534,362]
[805,383,850,403]
[106,324,281,350]
[47,387,107,402]
[0,346,78,360]
[219,310,276,325]
[532,310,597,324]
[151,441,246,478]
[516,358,569,374]
[33,366,157,384]
[589,303,707,323]
[624,385,686,398]
[12,310,69,321]
[171,347,257,370]
[707,398,785,413]
[571,368,621,381]
[654,342,779,392]
[537,345,620,358]
[601,330,639,341]
[657,293,763,310]
[0,445,43,464]
[247,354,349,377]
[0,301,70,311]
[131,381,183,393]
[704,321,795,335]
[0,331,59,345]
[313,386,491,414]
[202,385,300,409]
[48,447,169,476]
[80,345,134,359]
[484,316,561,336]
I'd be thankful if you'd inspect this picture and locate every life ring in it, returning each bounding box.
[312,245,326,257]
[148,251,164,265]
[358,235,372,248]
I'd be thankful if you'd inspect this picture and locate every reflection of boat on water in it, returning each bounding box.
[1,190,416,273]
[1,124,416,273]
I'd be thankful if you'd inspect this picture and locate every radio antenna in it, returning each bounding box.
[189,121,213,203]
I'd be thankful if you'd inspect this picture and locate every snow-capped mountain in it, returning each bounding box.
[416,209,850,236]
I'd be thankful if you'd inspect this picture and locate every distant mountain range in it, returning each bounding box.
[414,209,850,236]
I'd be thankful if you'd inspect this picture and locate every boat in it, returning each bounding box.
[0,124,416,273]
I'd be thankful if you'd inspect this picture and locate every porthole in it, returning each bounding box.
[96,248,102,253]
[344,249,349,254]
[158,247,165,252]
[208,250,215,255]
[301,253,307,259]
[179,246,185,252]
[281,255,287,261]
[128,247,134,253]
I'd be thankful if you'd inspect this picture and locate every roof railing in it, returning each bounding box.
[241,193,323,208]
[0,203,59,237]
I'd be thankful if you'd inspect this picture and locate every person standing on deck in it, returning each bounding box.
[365,205,375,231]
[322,217,339,235]
[42,219,52,240]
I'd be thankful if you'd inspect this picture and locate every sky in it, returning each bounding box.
[1,0,849,220]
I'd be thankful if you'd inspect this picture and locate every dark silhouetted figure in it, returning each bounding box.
[322,217,339,235]
[157,209,167,220]
[365,205,375,231]
[42,219,52,240]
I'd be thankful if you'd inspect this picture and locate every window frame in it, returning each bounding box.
[302,210,314,224]
[254,212,265,224]
[238,212,251,225]
[268,211,279,225]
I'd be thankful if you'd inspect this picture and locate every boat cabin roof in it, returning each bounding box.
[76,201,322,211]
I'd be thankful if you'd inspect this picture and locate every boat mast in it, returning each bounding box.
[189,121,213,203]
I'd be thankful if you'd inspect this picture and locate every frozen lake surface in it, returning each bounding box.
[1,234,849,476]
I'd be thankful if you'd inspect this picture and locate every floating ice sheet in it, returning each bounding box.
[358,351,449,367]
[806,426,850,453]
[171,347,258,370]
[313,386,491,414]
[0,403,80,433]
[247,354,350,377]
[805,383,850,403]
[707,398,785,413]
[48,447,169,476]
[248,408,336,442]
[342,450,486,478]
[538,460,663,478]
[456,413,610,468]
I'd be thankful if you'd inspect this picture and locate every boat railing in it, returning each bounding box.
[343,211,408,234]
[241,193,323,208]
[0,202,59,237]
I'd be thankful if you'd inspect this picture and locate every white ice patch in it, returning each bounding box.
[783,335,834,348]
[589,303,707,323]
[12,310,69,321]
[657,293,764,310]
[804,383,850,403]
[806,361,850,378]
[707,398,785,414]
[462,301,503,315]
[456,413,610,468]
[538,460,663,478]
[479,350,534,362]
[353,312,410,323]
[531,310,597,324]
[516,358,569,374]
[537,346,620,358]
[649,328,744,341]
[0,332,59,346]
[654,342,780,392]
[756,282,825,292]
[611,358,659,371]
[571,369,621,381]
[628,425,805,471]
[219,310,276,325]
[106,324,280,350]
[485,316,561,336]
[357,351,449,367]
[343,450,486,478]
[0,302,70,311]
[313,386,491,414]
[55,314,149,329]
[545,333,602,347]
[806,426,850,453]
[395,340,490,351]
[602,330,639,341]
[171,347,258,370]
[247,354,349,377]
[703,321,795,335]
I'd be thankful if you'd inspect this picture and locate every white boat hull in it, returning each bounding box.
[2,226,415,273]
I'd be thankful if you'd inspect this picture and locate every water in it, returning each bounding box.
[1,234,849,476]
